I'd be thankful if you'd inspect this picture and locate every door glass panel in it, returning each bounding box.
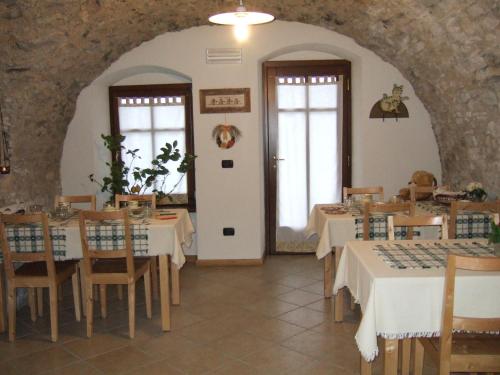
[119,106,151,130]
[275,75,342,253]
[309,111,340,209]
[154,131,187,194]
[153,105,185,129]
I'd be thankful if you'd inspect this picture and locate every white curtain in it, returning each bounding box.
[276,76,343,251]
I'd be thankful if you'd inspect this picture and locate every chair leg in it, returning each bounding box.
[94,285,99,301]
[79,261,87,318]
[99,285,107,319]
[48,284,58,342]
[7,284,16,342]
[401,338,411,375]
[117,285,123,300]
[128,283,135,339]
[86,281,94,338]
[71,268,81,322]
[150,256,159,300]
[144,270,152,319]
[37,287,43,317]
[28,288,37,322]
[413,339,424,375]
[58,284,63,301]
[0,265,5,333]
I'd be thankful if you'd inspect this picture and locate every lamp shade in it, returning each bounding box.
[209,3,274,25]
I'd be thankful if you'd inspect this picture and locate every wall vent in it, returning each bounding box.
[206,48,242,64]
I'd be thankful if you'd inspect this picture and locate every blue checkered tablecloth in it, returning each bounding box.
[0,223,149,261]
[374,241,496,269]
[354,214,421,240]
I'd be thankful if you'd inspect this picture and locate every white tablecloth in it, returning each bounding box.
[333,239,500,361]
[3,209,194,268]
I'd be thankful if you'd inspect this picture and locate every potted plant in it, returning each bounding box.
[89,134,196,204]
[489,219,500,256]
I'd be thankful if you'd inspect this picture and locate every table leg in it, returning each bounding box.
[323,252,333,298]
[360,355,372,375]
[401,338,411,375]
[159,254,171,331]
[170,258,180,305]
[384,339,399,375]
[79,261,87,318]
[334,246,344,322]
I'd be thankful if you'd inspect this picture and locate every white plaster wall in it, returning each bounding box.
[61,21,441,260]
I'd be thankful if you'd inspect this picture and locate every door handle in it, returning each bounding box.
[273,156,285,161]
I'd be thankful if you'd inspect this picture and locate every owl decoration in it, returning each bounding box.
[212,124,242,149]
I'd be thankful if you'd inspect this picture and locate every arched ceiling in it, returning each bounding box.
[0,0,499,205]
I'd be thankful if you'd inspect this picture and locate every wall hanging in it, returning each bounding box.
[200,88,250,113]
[369,84,409,121]
[212,124,242,149]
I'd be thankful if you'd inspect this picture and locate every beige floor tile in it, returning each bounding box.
[0,361,20,375]
[41,361,103,375]
[133,332,199,357]
[0,334,55,363]
[242,297,299,317]
[275,274,319,289]
[176,318,239,343]
[299,281,325,295]
[123,358,183,375]
[277,306,331,329]
[305,298,336,313]
[64,332,131,359]
[205,359,256,375]
[244,317,306,342]
[86,346,155,374]
[161,344,231,374]
[240,345,314,374]
[210,331,274,359]
[183,301,247,320]
[281,330,350,359]
[276,289,323,306]
[7,346,79,375]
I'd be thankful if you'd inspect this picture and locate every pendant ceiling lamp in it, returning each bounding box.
[208,0,274,26]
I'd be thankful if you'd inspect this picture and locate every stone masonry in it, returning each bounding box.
[0,0,499,206]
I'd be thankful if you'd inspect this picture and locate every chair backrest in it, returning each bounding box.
[449,200,500,239]
[78,209,134,279]
[343,186,384,202]
[55,195,96,210]
[363,202,414,240]
[439,254,500,365]
[0,213,56,280]
[388,215,448,240]
[114,194,156,210]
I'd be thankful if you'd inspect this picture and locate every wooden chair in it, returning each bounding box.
[388,215,448,240]
[114,194,156,210]
[414,254,500,375]
[0,213,81,342]
[449,200,500,240]
[115,194,158,300]
[78,209,152,338]
[343,186,384,202]
[363,202,415,240]
[55,195,96,210]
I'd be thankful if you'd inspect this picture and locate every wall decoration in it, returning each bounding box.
[212,124,242,149]
[200,88,250,113]
[369,84,409,121]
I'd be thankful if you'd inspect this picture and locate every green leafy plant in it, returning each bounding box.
[89,134,196,202]
[489,221,500,244]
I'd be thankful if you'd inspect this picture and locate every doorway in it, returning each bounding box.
[263,60,351,254]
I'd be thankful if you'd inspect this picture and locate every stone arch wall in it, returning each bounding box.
[0,0,498,206]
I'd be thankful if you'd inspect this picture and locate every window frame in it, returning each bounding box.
[109,83,196,212]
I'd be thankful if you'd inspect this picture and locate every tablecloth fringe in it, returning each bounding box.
[378,331,440,340]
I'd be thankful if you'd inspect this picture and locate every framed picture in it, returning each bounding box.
[199,88,251,113]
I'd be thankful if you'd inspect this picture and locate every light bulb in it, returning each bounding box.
[233,24,249,42]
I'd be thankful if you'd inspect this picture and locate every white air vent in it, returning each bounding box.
[206,48,242,64]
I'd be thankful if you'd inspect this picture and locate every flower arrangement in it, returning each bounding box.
[89,134,196,202]
[465,182,487,202]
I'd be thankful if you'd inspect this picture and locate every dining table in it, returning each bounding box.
[332,238,500,375]
[305,201,497,300]
[0,208,195,331]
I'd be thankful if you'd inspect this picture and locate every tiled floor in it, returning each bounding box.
[0,255,439,374]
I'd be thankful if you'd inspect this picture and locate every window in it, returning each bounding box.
[109,84,196,211]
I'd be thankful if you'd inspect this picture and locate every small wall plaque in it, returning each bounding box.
[369,84,409,121]
[200,88,250,113]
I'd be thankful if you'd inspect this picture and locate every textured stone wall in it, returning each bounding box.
[0,0,498,206]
